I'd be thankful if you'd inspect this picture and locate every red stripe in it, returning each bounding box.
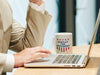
[66,47,67,52]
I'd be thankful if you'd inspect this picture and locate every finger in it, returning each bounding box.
[31,46,42,49]
[30,47,51,54]
[35,49,51,54]
[38,50,51,54]
[33,53,50,58]
[30,46,46,50]
[30,0,40,3]
[24,53,49,64]
[31,46,48,51]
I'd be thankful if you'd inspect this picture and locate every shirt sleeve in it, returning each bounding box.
[29,2,45,14]
[3,54,15,72]
[9,3,52,52]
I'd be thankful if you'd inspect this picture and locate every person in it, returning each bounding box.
[0,0,52,75]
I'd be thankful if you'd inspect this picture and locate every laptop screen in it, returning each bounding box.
[86,9,100,61]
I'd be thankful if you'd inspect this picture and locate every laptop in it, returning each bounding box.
[24,9,100,68]
[97,64,100,75]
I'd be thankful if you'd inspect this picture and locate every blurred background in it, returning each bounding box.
[7,0,100,75]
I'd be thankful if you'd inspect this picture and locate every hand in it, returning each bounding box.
[29,0,44,6]
[13,47,51,68]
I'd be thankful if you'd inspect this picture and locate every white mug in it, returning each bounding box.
[56,33,72,54]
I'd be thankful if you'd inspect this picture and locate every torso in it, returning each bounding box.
[0,0,13,53]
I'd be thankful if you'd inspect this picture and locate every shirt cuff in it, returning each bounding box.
[3,54,15,72]
[29,2,45,14]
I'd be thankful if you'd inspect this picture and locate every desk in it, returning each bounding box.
[13,44,100,75]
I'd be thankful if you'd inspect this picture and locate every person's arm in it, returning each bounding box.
[9,2,52,52]
[8,1,52,68]
[2,47,51,72]
[0,12,14,73]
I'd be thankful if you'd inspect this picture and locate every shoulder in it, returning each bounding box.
[0,0,12,14]
[0,0,13,31]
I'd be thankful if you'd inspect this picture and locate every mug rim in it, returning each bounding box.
[55,32,72,35]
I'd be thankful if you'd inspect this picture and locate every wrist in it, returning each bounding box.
[13,54,24,68]
[30,0,44,6]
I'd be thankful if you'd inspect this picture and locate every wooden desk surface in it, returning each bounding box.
[13,44,100,75]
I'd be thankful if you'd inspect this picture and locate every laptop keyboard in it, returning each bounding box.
[52,55,82,64]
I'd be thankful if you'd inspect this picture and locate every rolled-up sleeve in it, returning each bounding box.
[29,2,45,14]
[9,3,52,52]
[0,53,6,73]
[3,54,14,72]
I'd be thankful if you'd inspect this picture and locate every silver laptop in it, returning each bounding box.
[97,64,100,75]
[24,9,100,68]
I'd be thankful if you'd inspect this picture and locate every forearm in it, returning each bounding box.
[24,4,52,48]
[9,2,52,51]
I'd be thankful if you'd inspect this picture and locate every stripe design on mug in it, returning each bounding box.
[56,38,71,53]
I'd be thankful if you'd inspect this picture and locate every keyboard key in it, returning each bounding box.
[71,55,79,64]
[58,55,66,64]
[62,55,71,64]
[53,55,63,64]
[75,55,82,64]
[52,55,83,65]
[82,56,87,64]
[66,55,75,64]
